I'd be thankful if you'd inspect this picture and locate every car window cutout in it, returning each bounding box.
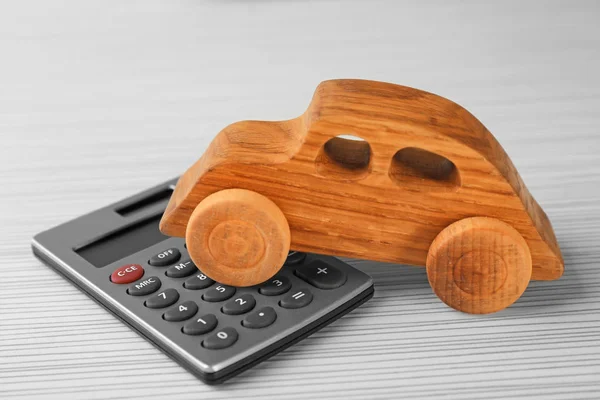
[315,135,371,180]
[389,147,460,191]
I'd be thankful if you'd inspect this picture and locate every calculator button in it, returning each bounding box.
[258,275,291,296]
[202,327,238,350]
[222,294,256,315]
[295,260,347,289]
[111,264,144,284]
[242,307,277,329]
[163,301,198,322]
[145,288,179,309]
[285,251,306,265]
[202,285,236,302]
[165,259,197,278]
[279,288,313,309]
[127,276,161,296]
[182,314,218,335]
[184,272,215,290]
[149,248,181,267]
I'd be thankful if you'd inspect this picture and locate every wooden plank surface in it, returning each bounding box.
[1,0,599,398]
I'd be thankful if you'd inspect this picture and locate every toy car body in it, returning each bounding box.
[160,79,564,314]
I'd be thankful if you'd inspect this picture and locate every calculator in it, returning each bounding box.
[31,178,374,384]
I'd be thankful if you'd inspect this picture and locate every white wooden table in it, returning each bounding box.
[2,1,600,398]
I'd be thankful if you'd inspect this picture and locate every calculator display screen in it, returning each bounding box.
[75,214,168,268]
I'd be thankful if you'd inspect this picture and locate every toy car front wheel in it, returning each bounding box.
[185,189,291,287]
[426,217,532,314]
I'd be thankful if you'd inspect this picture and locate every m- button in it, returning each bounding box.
[166,259,197,278]
[295,260,347,289]
[110,264,144,284]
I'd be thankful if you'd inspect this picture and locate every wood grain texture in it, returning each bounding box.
[161,79,563,294]
[426,217,532,314]
[2,0,600,399]
[186,189,290,286]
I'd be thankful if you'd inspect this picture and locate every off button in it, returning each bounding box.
[149,248,181,267]
[111,264,144,284]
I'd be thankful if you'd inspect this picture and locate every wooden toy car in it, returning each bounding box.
[160,79,564,314]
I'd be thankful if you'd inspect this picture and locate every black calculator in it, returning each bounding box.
[31,179,374,384]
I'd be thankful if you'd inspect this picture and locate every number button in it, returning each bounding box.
[184,272,215,290]
[279,288,313,309]
[202,327,238,350]
[242,307,277,329]
[222,294,256,315]
[145,288,179,309]
[165,259,197,278]
[182,314,218,336]
[148,248,181,267]
[295,260,347,289]
[202,285,236,302]
[285,251,306,265]
[258,275,291,296]
[163,300,198,322]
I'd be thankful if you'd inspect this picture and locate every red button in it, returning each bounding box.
[111,264,144,284]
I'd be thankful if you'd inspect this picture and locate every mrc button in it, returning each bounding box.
[127,276,161,296]
[110,264,144,284]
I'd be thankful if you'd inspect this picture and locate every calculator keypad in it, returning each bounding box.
[122,250,336,345]
[203,285,236,302]
[203,327,239,350]
[222,294,256,315]
[127,276,161,296]
[258,275,291,296]
[183,314,218,335]
[295,260,347,289]
[164,300,198,322]
[112,243,371,379]
[184,273,215,290]
[111,264,144,284]
[165,259,197,278]
[279,288,313,309]
[285,250,306,265]
[145,288,179,308]
[242,307,277,329]
[149,248,181,267]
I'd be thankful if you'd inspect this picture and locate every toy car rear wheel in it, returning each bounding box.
[185,189,290,287]
[426,217,532,314]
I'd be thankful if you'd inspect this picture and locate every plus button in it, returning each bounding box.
[295,260,347,290]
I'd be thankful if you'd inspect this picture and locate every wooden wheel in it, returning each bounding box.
[185,189,290,287]
[426,217,532,314]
